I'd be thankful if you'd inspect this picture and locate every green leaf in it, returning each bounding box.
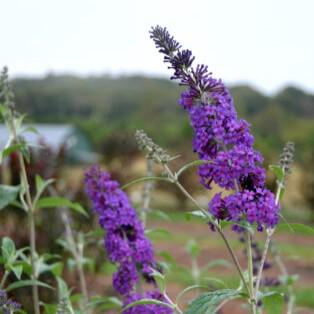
[0,185,20,209]
[269,165,285,182]
[145,228,171,238]
[0,103,9,117]
[36,196,88,217]
[263,292,284,314]
[150,209,172,221]
[10,265,23,279]
[35,175,55,203]
[15,261,32,276]
[185,210,207,221]
[42,303,57,314]
[185,289,240,314]
[279,186,285,201]
[186,239,200,259]
[220,220,251,231]
[1,143,25,160]
[57,277,70,300]
[176,285,207,305]
[22,125,38,135]
[50,262,64,277]
[122,298,173,312]
[87,296,122,309]
[203,277,228,288]
[6,279,54,291]
[150,268,165,293]
[2,237,16,263]
[205,259,233,270]
[37,259,63,277]
[277,223,314,235]
[158,251,176,264]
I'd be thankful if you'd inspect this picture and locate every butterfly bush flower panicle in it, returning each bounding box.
[135,129,172,164]
[279,141,295,175]
[84,165,173,313]
[150,26,279,231]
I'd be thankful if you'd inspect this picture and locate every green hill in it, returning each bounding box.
[11,75,314,162]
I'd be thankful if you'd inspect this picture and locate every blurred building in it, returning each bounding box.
[0,124,99,164]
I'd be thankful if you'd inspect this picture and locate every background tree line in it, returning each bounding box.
[12,74,313,164]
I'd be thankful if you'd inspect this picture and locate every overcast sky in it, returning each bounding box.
[1,0,313,94]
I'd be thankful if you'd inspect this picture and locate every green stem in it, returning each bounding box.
[164,292,183,314]
[0,270,9,289]
[247,231,256,314]
[254,174,283,299]
[176,159,213,179]
[274,246,295,314]
[121,176,170,190]
[163,164,251,297]
[141,159,154,227]
[18,153,40,314]
[9,112,40,314]
[60,208,90,313]
[254,230,272,299]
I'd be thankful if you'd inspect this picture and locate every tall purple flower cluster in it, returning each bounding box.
[85,165,172,313]
[150,26,279,231]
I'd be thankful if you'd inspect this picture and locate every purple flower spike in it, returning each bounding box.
[150,26,280,230]
[85,166,173,312]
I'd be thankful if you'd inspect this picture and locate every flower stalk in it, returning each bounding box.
[135,130,251,297]
[254,142,295,300]
[0,67,40,314]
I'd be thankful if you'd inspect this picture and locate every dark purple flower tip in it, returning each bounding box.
[149,26,181,57]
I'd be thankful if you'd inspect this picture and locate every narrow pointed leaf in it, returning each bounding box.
[185,289,240,314]
[36,196,88,217]
[6,279,54,291]
[0,185,20,209]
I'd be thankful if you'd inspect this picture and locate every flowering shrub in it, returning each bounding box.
[0,27,312,314]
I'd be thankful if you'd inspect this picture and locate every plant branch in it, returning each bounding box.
[49,186,91,314]
[12,118,40,314]
[141,158,154,226]
[247,231,256,314]
[0,270,10,289]
[162,164,251,297]
[121,176,170,190]
[273,246,295,314]
[254,177,283,299]
[61,210,90,313]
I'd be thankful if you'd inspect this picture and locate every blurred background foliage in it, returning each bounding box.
[12,75,314,163]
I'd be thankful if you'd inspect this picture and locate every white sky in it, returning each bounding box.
[1,0,313,94]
